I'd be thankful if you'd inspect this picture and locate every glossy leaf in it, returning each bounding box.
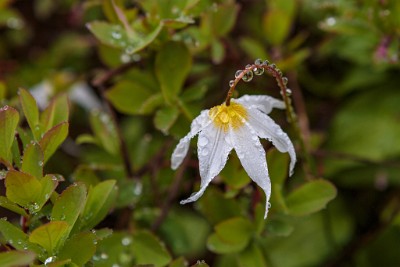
[51,183,87,234]
[0,250,36,267]
[155,41,192,104]
[18,88,40,139]
[0,105,19,163]
[21,142,43,179]
[79,180,117,230]
[286,180,337,216]
[154,106,180,134]
[87,21,162,53]
[0,219,44,256]
[0,196,27,216]
[5,170,41,209]
[58,232,96,265]
[40,93,69,132]
[29,221,69,255]
[133,230,172,267]
[89,110,119,155]
[105,81,162,115]
[238,243,267,267]
[39,122,69,163]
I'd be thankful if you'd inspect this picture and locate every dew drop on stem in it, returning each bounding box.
[242,70,253,82]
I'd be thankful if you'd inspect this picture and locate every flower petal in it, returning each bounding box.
[247,107,296,175]
[180,123,232,204]
[231,125,271,219]
[236,95,285,114]
[171,110,211,170]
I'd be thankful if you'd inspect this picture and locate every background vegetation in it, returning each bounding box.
[0,0,400,266]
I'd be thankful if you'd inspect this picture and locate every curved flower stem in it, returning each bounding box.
[226,62,316,179]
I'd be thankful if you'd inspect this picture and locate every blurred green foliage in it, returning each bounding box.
[0,0,399,266]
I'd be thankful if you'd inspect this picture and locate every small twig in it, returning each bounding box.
[151,157,190,231]
[92,61,135,88]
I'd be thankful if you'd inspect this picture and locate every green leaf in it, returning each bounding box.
[197,187,242,225]
[180,84,208,102]
[0,196,28,216]
[5,170,41,210]
[0,106,19,163]
[268,148,290,212]
[40,94,69,133]
[155,41,192,104]
[51,183,87,235]
[0,250,36,267]
[133,230,172,267]
[105,81,162,115]
[265,216,294,237]
[21,142,43,179]
[211,39,225,64]
[286,180,337,216]
[39,122,69,163]
[207,233,247,254]
[169,257,188,267]
[89,110,119,155]
[87,21,162,53]
[58,232,96,265]
[237,243,267,267]
[79,180,117,230]
[154,106,180,134]
[0,219,44,257]
[205,3,239,37]
[18,88,40,140]
[36,174,58,210]
[29,221,69,255]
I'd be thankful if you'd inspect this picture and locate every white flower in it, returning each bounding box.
[171,95,296,218]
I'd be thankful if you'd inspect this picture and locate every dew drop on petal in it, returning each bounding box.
[198,136,208,147]
[201,149,209,156]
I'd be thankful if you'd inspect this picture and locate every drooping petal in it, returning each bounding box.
[171,110,211,170]
[180,123,233,204]
[247,107,296,175]
[236,95,285,114]
[231,124,271,218]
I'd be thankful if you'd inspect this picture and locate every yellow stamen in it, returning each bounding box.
[209,102,247,131]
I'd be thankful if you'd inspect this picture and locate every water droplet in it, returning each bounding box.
[286,88,292,96]
[7,18,24,29]
[263,60,269,66]
[111,31,122,39]
[100,253,109,259]
[125,46,135,54]
[201,149,209,156]
[245,64,252,69]
[229,80,235,87]
[242,71,253,82]
[112,264,120,267]
[253,67,264,76]
[234,70,242,78]
[270,63,276,69]
[120,53,131,63]
[121,237,132,246]
[198,136,208,147]
[38,161,43,167]
[251,135,258,141]
[282,77,288,85]
[254,58,263,65]
[44,256,57,265]
[267,202,272,209]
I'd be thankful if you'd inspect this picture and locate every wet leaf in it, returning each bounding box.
[154,106,180,134]
[58,232,96,265]
[5,170,41,209]
[133,230,172,267]
[29,221,69,255]
[0,106,19,163]
[18,88,40,140]
[39,122,68,163]
[21,142,43,179]
[0,250,36,267]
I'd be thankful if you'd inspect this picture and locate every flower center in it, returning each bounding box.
[209,102,247,131]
